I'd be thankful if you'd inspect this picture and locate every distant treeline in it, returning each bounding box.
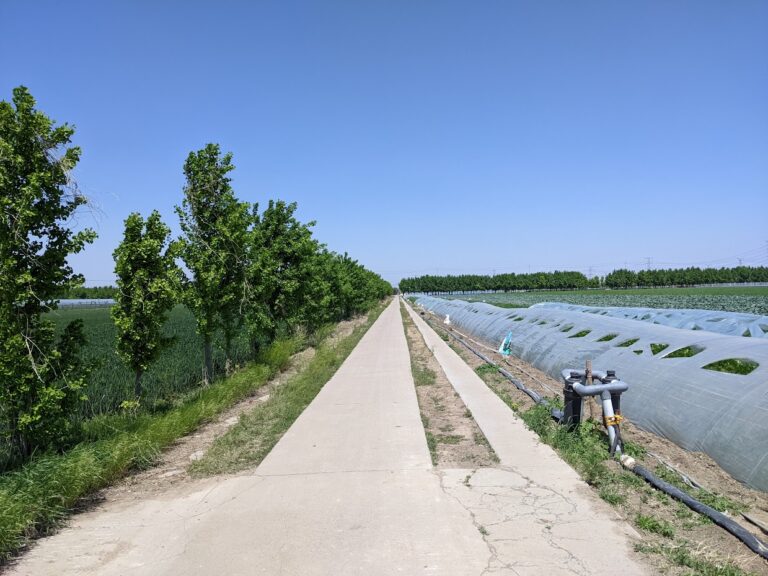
[57,285,117,299]
[399,271,598,293]
[399,266,768,293]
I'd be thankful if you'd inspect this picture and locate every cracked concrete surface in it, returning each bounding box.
[10,299,649,575]
[406,302,649,575]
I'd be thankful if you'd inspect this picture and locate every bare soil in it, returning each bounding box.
[399,303,497,468]
[418,307,768,576]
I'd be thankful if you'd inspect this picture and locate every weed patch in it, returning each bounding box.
[635,542,754,576]
[635,514,675,538]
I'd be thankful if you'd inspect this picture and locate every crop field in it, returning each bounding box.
[445,286,768,315]
[48,305,251,417]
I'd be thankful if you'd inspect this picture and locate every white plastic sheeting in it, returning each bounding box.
[413,296,768,491]
[532,302,768,339]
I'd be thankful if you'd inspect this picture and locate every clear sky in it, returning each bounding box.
[2,1,767,286]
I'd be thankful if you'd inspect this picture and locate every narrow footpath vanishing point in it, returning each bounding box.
[10,299,649,575]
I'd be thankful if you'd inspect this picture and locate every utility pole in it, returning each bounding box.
[645,257,652,270]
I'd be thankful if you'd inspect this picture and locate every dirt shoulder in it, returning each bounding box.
[399,302,497,468]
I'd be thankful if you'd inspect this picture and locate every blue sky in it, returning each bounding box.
[2,1,767,285]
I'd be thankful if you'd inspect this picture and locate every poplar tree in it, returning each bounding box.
[244,200,319,347]
[0,86,96,460]
[112,211,180,399]
[176,144,249,381]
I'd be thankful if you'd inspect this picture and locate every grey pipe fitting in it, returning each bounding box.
[572,381,629,397]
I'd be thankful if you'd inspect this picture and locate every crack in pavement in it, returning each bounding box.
[436,466,597,576]
[432,468,521,576]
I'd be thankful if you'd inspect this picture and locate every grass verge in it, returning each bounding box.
[188,301,387,476]
[0,358,281,562]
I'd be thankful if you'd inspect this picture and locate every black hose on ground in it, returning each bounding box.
[630,463,768,560]
[425,316,546,406]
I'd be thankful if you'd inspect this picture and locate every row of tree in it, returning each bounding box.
[56,285,118,299]
[399,271,598,294]
[1,87,390,463]
[400,266,768,294]
[603,266,768,288]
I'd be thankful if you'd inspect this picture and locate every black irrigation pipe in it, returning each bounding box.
[414,304,768,561]
[631,464,768,560]
[420,313,546,406]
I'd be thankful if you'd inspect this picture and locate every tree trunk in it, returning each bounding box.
[203,339,213,384]
[11,424,30,462]
[224,332,232,375]
[134,370,143,399]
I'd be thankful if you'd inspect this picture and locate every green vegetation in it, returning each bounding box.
[176,144,250,381]
[413,362,437,386]
[635,543,755,576]
[521,404,615,486]
[665,345,703,359]
[56,285,117,299]
[400,268,768,295]
[400,270,598,292]
[702,358,758,376]
[0,334,301,562]
[0,86,391,476]
[442,286,768,315]
[475,363,498,376]
[568,329,591,338]
[616,338,639,347]
[0,87,97,464]
[650,343,669,355]
[45,306,252,419]
[635,514,675,538]
[597,333,618,342]
[435,434,463,445]
[424,427,438,464]
[652,465,747,515]
[598,485,626,505]
[190,303,386,475]
[112,210,181,399]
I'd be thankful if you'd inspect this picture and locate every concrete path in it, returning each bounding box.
[405,302,649,575]
[10,300,488,576]
[11,299,649,576]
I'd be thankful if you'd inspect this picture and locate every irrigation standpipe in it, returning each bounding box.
[560,368,628,457]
